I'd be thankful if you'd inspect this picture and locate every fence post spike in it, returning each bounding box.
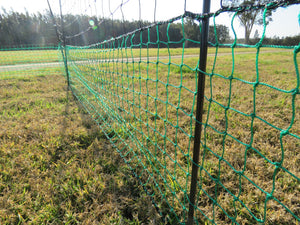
[187,0,211,224]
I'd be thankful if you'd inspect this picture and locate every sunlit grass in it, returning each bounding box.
[0,49,60,66]
[67,46,287,62]
[0,47,299,224]
[0,72,160,224]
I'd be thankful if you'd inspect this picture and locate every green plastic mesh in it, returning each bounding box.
[194,16,299,225]
[50,1,300,224]
[64,3,300,224]
[66,20,195,223]
[0,1,298,224]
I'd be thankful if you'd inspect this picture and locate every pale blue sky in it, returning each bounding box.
[1,0,299,39]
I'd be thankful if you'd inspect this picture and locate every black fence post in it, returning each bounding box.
[187,0,211,224]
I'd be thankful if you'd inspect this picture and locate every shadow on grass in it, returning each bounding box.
[59,86,164,224]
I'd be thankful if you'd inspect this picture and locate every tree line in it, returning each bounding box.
[0,8,298,48]
[0,9,229,48]
[0,9,58,47]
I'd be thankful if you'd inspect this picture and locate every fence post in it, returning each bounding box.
[46,0,69,87]
[187,0,211,224]
[59,0,70,88]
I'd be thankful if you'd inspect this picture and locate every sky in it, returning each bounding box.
[0,0,299,39]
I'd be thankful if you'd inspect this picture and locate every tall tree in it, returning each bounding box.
[208,25,230,44]
[183,18,200,47]
[224,0,274,44]
[183,18,230,46]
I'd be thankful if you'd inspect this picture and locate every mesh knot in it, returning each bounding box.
[292,88,299,95]
[274,162,281,168]
[255,42,262,49]
[236,171,243,176]
[253,81,259,88]
[266,193,273,201]
[280,129,289,136]
[294,45,300,54]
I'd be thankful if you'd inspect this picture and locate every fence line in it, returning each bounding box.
[59,1,300,224]
[1,0,299,224]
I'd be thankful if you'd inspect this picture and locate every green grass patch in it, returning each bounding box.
[0,49,61,66]
[0,73,161,224]
[0,67,63,80]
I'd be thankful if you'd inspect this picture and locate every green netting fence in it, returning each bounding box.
[1,0,299,224]
[60,1,300,224]
[0,45,62,79]
[63,2,300,225]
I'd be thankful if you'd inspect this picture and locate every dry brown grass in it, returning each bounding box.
[0,71,162,224]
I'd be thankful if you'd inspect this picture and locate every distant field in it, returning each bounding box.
[0,48,60,66]
[0,47,299,224]
[0,48,62,79]
[0,47,289,66]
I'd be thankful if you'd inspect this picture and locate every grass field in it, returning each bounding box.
[0,47,299,224]
[0,48,60,66]
[0,47,63,79]
[0,69,161,224]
